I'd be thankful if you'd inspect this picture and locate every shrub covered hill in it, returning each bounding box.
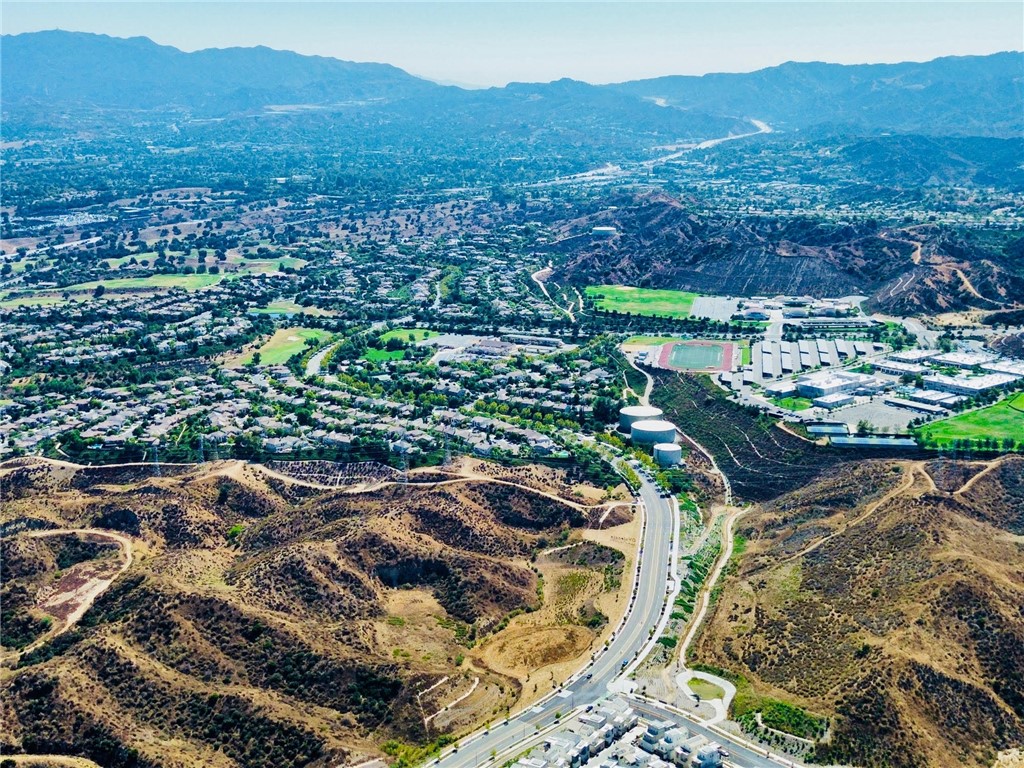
[0,457,605,768]
[696,454,1024,767]
[650,373,1023,765]
[551,191,1024,314]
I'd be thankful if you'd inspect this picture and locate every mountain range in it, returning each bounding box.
[2,31,1022,138]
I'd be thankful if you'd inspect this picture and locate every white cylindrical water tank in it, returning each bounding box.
[653,443,683,467]
[619,405,664,432]
[630,419,677,445]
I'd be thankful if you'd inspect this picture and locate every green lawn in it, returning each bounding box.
[915,392,1024,449]
[379,328,439,343]
[99,255,138,269]
[586,285,698,319]
[740,342,752,366]
[64,274,225,292]
[773,396,814,411]
[1,259,32,273]
[242,327,332,366]
[238,257,307,274]
[0,295,68,309]
[623,335,682,345]
[249,299,334,316]
[363,347,408,362]
[689,679,726,700]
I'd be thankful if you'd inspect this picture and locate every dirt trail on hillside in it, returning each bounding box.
[778,462,923,566]
[4,529,134,661]
[953,456,1011,497]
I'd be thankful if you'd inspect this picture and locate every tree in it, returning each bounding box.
[592,396,619,425]
[93,284,106,298]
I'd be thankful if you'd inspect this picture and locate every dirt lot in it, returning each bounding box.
[470,511,639,708]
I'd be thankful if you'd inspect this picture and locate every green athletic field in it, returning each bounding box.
[248,299,335,316]
[915,392,1024,449]
[668,342,724,369]
[586,285,697,319]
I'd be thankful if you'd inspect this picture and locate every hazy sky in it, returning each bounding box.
[3,2,1022,87]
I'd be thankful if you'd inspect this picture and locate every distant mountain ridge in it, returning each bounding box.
[0,30,439,114]
[2,30,1021,138]
[612,53,1024,137]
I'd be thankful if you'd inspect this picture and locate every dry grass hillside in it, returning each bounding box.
[0,457,633,768]
[694,456,1024,767]
[552,191,1024,314]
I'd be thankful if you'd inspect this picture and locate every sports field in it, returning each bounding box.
[586,285,698,319]
[659,340,732,371]
[241,327,331,366]
[669,342,723,368]
[915,392,1024,449]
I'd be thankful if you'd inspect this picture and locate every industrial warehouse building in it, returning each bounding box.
[795,370,884,399]
[923,372,1019,395]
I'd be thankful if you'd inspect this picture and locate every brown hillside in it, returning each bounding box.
[552,192,1024,311]
[694,456,1024,767]
[0,458,628,768]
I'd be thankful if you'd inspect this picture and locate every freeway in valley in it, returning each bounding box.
[431,474,784,768]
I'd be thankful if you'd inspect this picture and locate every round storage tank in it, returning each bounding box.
[618,405,664,432]
[630,419,677,445]
[653,443,682,467]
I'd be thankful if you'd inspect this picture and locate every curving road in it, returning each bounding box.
[429,438,805,768]
[430,476,785,768]
[432,475,675,768]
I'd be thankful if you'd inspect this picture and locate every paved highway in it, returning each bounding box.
[431,472,794,768]
[433,476,675,768]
